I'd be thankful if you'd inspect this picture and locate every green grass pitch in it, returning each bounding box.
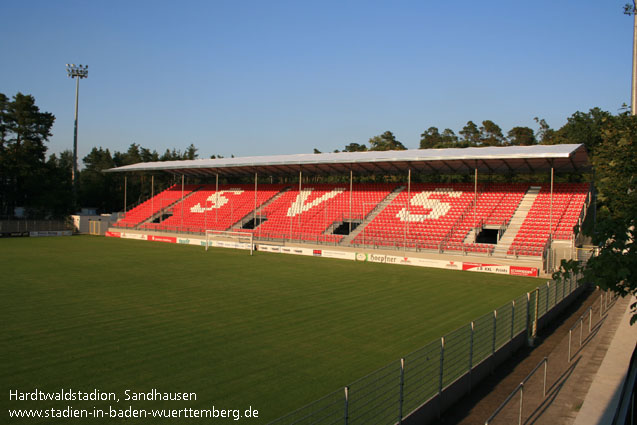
[1,236,540,423]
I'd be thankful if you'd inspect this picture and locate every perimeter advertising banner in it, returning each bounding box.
[212,240,252,250]
[120,232,147,241]
[509,265,539,277]
[355,252,462,271]
[257,245,355,260]
[105,235,539,277]
[321,250,356,260]
[462,262,511,275]
[258,244,282,253]
[280,246,315,256]
[29,230,73,237]
[147,235,177,243]
[177,237,200,246]
[461,262,539,277]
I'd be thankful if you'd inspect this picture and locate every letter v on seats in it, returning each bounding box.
[286,188,345,217]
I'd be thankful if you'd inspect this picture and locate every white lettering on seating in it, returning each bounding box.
[287,188,345,217]
[396,188,462,222]
[190,189,244,213]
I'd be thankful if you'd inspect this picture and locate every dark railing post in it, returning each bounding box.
[438,337,445,418]
[344,386,349,425]
[526,292,531,337]
[439,337,445,394]
[399,358,405,423]
[511,300,515,339]
[519,384,524,425]
[492,310,497,355]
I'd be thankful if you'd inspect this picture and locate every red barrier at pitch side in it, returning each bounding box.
[147,235,176,243]
[509,265,539,277]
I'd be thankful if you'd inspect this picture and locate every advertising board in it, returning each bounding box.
[147,235,177,243]
[462,262,511,275]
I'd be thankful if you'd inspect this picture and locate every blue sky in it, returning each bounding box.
[1,1,632,163]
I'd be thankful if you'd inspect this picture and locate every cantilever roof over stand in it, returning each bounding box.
[104,144,591,177]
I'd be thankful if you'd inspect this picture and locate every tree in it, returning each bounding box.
[0,93,56,216]
[441,129,459,147]
[420,127,442,149]
[368,131,406,151]
[534,117,556,144]
[140,147,159,163]
[313,148,321,154]
[459,121,481,146]
[583,112,637,323]
[79,147,119,211]
[420,127,458,149]
[507,126,536,146]
[184,143,198,160]
[552,108,611,151]
[343,142,368,152]
[0,93,8,147]
[479,120,505,146]
[39,151,73,217]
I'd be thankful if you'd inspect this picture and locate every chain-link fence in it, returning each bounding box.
[268,275,583,425]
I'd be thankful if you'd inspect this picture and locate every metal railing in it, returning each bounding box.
[484,357,548,425]
[568,291,618,363]
[268,275,583,425]
[486,287,618,425]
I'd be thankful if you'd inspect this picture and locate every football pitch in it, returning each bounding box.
[1,236,540,424]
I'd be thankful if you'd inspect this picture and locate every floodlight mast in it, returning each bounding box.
[626,1,637,115]
[633,3,637,115]
[66,63,88,202]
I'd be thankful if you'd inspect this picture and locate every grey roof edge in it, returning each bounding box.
[103,144,589,173]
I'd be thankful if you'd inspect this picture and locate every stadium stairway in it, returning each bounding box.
[138,187,203,229]
[230,186,292,230]
[339,185,405,245]
[492,186,540,257]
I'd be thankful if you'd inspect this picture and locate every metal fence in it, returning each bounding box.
[486,288,618,425]
[268,275,583,425]
[484,357,548,425]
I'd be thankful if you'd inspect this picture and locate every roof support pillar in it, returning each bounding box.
[549,166,554,240]
[405,168,411,251]
[289,170,302,242]
[181,174,185,232]
[151,175,154,224]
[349,169,353,234]
[298,170,303,241]
[632,6,637,115]
[123,175,127,216]
[474,167,478,237]
[253,172,258,232]
[215,173,219,224]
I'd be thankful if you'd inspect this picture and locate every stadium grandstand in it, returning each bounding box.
[105,144,592,275]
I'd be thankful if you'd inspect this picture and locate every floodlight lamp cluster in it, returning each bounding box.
[66,63,88,78]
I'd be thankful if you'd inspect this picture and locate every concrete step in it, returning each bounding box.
[139,185,203,228]
[493,186,541,257]
[231,186,292,230]
[339,185,405,245]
